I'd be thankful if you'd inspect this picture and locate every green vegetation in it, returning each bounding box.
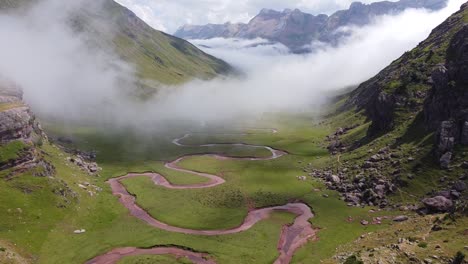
[0,0,232,87]
[344,255,363,264]
[82,0,232,85]
[418,242,428,248]
[0,106,466,264]
[0,140,29,164]
[453,251,466,264]
[33,113,405,264]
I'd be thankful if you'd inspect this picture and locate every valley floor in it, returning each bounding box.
[0,112,466,264]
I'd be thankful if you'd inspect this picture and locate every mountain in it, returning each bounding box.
[321,1,468,211]
[0,0,232,85]
[348,1,468,157]
[175,0,448,53]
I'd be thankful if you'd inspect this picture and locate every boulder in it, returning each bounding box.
[452,181,467,192]
[345,193,360,204]
[0,107,34,142]
[393,215,409,222]
[362,161,373,168]
[461,121,468,145]
[422,196,453,212]
[439,152,452,169]
[330,175,341,184]
[374,184,386,198]
[370,154,382,162]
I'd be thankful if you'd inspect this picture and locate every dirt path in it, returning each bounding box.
[88,131,316,264]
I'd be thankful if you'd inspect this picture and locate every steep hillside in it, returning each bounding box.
[306,2,468,213]
[348,1,468,162]
[0,0,232,85]
[175,0,447,53]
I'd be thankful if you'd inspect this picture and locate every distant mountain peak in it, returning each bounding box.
[175,0,448,53]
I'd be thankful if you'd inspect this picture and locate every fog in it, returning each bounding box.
[0,0,465,131]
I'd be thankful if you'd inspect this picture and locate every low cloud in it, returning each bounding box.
[152,0,464,122]
[0,0,464,132]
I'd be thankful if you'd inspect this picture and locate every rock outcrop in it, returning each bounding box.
[424,24,468,167]
[348,3,468,141]
[175,0,447,53]
[0,80,49,173]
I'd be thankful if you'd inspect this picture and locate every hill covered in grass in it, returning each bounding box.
[0,0,232,85]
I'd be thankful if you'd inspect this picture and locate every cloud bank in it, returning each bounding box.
[153,0,464,122]
[0,0,464,131]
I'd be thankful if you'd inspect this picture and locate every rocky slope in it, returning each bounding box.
[175,0,447,53]
[349,2,468,164]
[0,0,232,85]
[319,2,468,213]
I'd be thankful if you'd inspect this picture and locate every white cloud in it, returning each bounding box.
[114,0,398,33]
[0,0,464,130]
[149,0,463,123]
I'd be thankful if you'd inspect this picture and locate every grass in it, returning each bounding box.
[0,140,29,164]
[122,176,248,230]
[0,109,465,264]
[97,0,231,85]
[11,114,389,264]
[327,214,468,263]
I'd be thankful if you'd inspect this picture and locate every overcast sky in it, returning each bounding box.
[114,0,396,33]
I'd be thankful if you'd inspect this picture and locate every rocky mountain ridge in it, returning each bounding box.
[175,0,448,53]
[321,2,468,213]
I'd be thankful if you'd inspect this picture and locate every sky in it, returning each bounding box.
[114,0,397,33]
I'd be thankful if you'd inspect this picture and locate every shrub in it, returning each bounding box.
[452,251,465,264]
[418,242,428,248]
[344,255,364,264]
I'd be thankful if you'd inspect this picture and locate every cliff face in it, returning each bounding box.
[175,0,448,53]
[0,82,37,143]
[424,23,468,166]
[0,81,49,173]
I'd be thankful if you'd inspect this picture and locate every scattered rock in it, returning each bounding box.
[422,196,453,212]
[360,220,369,226]
[439,152,452,169]
[297,176,307,181]
[67,155,101,175]
[393,215,409,222]
[73,229,86,234]
[452,181,467,192]
[461,161,468,169]
[330,175,341,184]
[370,154,382,162]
